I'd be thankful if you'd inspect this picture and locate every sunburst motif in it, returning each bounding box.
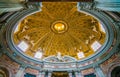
[13,2,106,60]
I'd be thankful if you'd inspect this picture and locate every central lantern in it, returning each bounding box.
[51,21,68,33]
[13,2,106,61]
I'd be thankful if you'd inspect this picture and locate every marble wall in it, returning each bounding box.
[100,52,120,77]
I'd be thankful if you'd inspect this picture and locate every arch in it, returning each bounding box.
[108,62,120,77]
[0,67,9,77]
[111,66,120,77]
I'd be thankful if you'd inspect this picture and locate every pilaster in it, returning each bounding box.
[47,72,52,77]
[15,65,26,77]
[75,71,82,77]
[94,66,106,77]
[69,72,72,77]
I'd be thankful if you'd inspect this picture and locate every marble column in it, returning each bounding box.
[15,66,26,77]
[94,66,106,77]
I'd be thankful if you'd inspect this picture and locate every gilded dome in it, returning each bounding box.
[13,2,106,60]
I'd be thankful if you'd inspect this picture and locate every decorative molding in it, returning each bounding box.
[94,0,120,11]
[81,68,95,76]
[25,68,39,76]
[78,2,96,10]
[43,55,76,62]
